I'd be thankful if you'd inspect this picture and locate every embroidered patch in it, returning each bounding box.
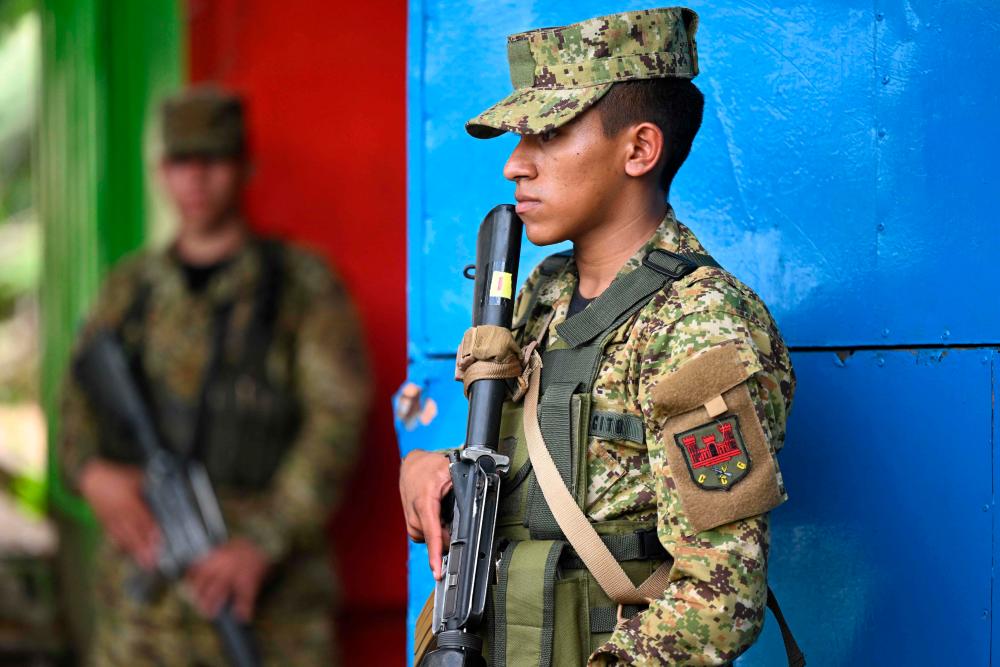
[674,415,752,491]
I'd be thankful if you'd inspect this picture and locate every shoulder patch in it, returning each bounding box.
[674,415,751,490]
[653,344,786,533]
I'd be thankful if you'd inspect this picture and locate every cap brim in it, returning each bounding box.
[465,83,613,139]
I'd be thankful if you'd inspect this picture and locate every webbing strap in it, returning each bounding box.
[589,605,643,633]
[556,263,672,348]
[492,543,515,667]
[589,411,645,445]
[242,239,285,373]
[539,346,602,394]
[528,382,577,536]
[521,354,671,605]
[677,252,722,269]
[767,586,807,667]
[562,529,671,569]
[556,249,719,348]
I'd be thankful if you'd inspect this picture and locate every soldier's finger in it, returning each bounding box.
[134,523,161,570]
[417,499,443,579]
[233,575,260,621]
[198,570,230,618]
[405,509,426,543]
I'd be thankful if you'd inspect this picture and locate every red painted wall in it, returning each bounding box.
[186,0,407,662]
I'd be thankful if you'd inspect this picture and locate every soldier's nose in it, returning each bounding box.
[503,138,537,182]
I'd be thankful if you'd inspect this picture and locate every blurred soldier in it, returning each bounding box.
[59,86,371,666]
[401,8,802,666]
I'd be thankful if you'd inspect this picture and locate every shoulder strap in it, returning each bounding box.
[555,249,718,349]
[115,280,154,406]
[189,300,236,461]
[242,238,286,364]
[520,354,670,605]
[192,240,285,460]
[117,281,152,347]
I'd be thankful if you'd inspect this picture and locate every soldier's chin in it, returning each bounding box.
[523,218,567,247]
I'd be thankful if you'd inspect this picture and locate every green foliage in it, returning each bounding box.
[0,9,37,222]
[0,0,33,33]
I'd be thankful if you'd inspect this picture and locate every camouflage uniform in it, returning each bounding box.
[59,89,371,666]
[60,240,370,666]
[465,8,794,665]
[510,211,792,665]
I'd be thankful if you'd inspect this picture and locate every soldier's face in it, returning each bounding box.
[160,156,247,231]
[503,109,625,246]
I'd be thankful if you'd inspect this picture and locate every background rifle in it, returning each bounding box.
[421,204,523,667]
[74,331,260,667]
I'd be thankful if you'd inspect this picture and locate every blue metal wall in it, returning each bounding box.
[401,1,1000,664]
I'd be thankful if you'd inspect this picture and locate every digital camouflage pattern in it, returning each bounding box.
[512,208,794,665]
[466,7,699,139]
[59,238,371,666]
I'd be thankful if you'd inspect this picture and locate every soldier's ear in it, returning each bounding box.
[623,122,664,180]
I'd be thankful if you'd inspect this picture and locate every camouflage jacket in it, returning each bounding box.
[59,236,371,620]
[513,209,794,666]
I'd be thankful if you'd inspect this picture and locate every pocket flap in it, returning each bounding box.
[652,344,754,417]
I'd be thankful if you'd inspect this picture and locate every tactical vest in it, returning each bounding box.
[481,248,722,666]
[101,240,302,491]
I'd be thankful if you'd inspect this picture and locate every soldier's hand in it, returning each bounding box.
[399,449,452,580]
[186,538,271,621]
[78,459,160,570]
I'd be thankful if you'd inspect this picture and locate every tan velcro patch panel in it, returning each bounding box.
[652,344,785,533]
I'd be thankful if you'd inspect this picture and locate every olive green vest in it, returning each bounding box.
[100,240,301,491]
[481,249,721,667]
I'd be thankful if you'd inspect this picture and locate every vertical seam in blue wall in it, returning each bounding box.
[871,0,882,297]
[991,350,997,661]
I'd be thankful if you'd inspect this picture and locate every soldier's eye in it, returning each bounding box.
[539,129,558,143]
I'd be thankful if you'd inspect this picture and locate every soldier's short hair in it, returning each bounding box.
[595,79,704,196]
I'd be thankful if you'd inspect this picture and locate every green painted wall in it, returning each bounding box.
[37,0,184,651]
[39,0,184,518]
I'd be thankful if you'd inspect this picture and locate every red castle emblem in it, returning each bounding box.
[680,421,743,469]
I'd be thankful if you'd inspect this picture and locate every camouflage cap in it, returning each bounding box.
[466,7,699,139]
[161,86,246,159]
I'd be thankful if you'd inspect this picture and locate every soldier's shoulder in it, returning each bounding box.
[104,247,157,282]
[272,240,345,297]
[95,248,161,306]
[649,264,777,332]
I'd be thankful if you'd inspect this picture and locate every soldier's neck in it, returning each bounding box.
[572,194,667,300]
[175,214,249,266]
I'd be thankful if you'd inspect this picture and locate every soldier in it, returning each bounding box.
[59,87,371,666]
[401,7,801,666]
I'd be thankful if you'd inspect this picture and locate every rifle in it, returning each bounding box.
[421,204,523,667]
[74,331,260,667]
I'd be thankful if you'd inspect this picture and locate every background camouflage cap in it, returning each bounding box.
[466,6,699,139]
[161,86,246,159]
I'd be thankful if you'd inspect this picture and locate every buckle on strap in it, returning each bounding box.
[642,249,696,279]
[635,527,669,560]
